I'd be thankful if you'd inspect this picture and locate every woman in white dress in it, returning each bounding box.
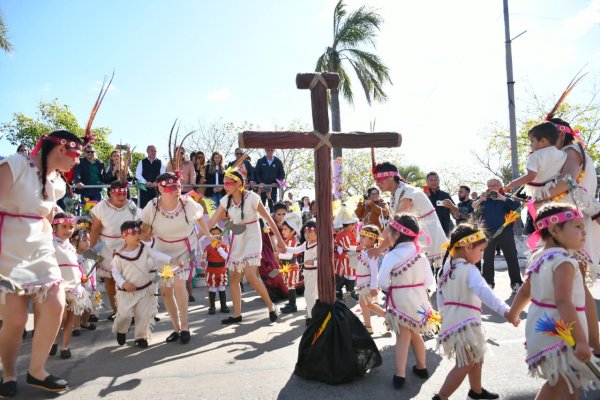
[369,162,447,268]
[207,169,285,325]
[140,172,216,344]
[0,130,82,396]
[90,180,141,319]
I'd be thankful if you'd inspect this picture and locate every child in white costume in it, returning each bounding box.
[433,223,519,400]
[506,122,566,200]
[355,225,385,335]
[378,214,434,390]
[508,203,600,399]
[51,213,92,360]
[112,221,181,348]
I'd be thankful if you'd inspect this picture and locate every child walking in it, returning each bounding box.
[433,223,519,400]
[51,213,92,359]
[112,221,182,348]
[71,228,97,336]
[355,225,385,334]
[508,203,597,399]
[277,212,303,314]
[333,205,359,300]
[202,226,230,315]
[378,214,435,389]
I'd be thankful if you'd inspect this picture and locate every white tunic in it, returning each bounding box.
[524,146,566,200]
[91,199,141,277]
[219,191,262,272]
[390,183,447,267]
[53,236,90,315]
[355,250,379,300]
[0,154,65,303]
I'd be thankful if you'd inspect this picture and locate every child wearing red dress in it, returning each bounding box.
[277,213,303,314]
[334,205,359,300]
[203,226,230,315]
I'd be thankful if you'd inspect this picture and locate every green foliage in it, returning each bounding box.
[1,99,114,162]
[0,10,13,54]
[315,0,391,106]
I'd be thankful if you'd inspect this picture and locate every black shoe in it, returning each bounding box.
[89,314,99,322]
[49,343,58,356]
[306,318,312,326]
[131,317,135,325]
[220,305,230,313]
[412,365,429,379]
[218,290,230,313]
[107,313,116,321]
[0,379,17,397]
[281,303,297,313]
[269,308,278,322]
[222,315,242,325]
[72,329,81,337]
[208,306,216,315]
[180,330,190,344]
[26,373,68,393]
[154,316,160,322]
[188,295,195,303]
[116,333,126,346]
[392,375,405,389]
[22,329,27,338]
[336,291,343,300]
[432,396,442,400]
[135,339,149,348]
[60,349,71,359]
[467,388,500,400]
[165,331,180,342]
[208,291,217,314]
[81,323,97,331]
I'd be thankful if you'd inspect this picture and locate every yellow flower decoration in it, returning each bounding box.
[160,265,175,279]
[279,263,293,275]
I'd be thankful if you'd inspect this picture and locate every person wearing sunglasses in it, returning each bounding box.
[0,130,83,396]
[73,145,106,211]
[89,181,142,321]
[226,148,255,187]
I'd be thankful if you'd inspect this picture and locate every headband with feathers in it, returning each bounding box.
[167,119,196,173]
[85,71,114,146]
[544,68,587,122]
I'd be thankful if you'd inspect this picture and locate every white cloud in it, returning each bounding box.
[206,88,230,102]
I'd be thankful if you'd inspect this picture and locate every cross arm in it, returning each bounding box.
[239,131,401,149]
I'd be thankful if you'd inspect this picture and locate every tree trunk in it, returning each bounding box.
[330,88,342,160]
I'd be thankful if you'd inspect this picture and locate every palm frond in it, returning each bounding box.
[335,6,382,48]
[315,51,329,73]
[333,0,347,40]
[337,65,353,104]
[344,48,391,84]
[0,11,13,53]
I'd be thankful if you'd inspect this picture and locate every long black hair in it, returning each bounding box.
[39,130,83,200]
[441,223,486,267]
[535,202,575,243]
[389,213,419,249]
[373,162,405,184]
[225,170,246,220]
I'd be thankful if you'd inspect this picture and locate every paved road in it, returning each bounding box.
[10,257,600,399]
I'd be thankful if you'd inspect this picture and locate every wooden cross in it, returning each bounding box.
[240,72,401,304]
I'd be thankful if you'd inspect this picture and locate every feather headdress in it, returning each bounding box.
[544,68,587,122]
[167,119,196,172]
[224,149,252,184]
[84,71,114,146]
[118,143,132,184]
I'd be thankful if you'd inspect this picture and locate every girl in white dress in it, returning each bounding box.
[355,225,385,335]
[50,213,91,360]
[206,169,285,325]
[90,180,141,319]
[508,203,597,399]
[371,162,447,269]
[0,130,82,396]
[140,172,216,344]
[378,214,434,389]
[434,223,519,400]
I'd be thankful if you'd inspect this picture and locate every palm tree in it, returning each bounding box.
[0,11,13,54]
[315,0,391,158]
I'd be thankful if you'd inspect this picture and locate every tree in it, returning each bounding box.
[315,0,391,159]
[1,99,116,162]
[187,119,257,162]
[0,10,13,54]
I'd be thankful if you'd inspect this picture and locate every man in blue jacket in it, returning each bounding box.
[472,178,523,293]
[254,149,285,210]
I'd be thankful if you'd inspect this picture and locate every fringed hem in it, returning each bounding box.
[385,308,425,335]
[427,253,443,268]
[525,180,557,201]
[572,249,598,286]
[113,287,158,338]
[526,341,599,393]
[436,318,486,367]
[357,286,373,302]
[65,287,92,316]
[0,279,62,305]
[228,254,261,273]
[161,267,192,288]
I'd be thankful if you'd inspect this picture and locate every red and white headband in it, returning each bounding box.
[121,227,141,235]
[52,217,75,225]
[373,171,399,180]
[389,219,430,252]
[526,209,583,250]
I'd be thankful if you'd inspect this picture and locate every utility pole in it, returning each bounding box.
[503,0,519,180]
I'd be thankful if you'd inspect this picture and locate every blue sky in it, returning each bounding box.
[1,0,599,175]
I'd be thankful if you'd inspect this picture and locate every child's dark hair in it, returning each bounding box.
[224,170,246,220]
[282,221,296,235]
[373,162,404,183]
[210,226,223,234]
[273,202,288,213]
[151,172,189,227]
[549,118,574,146]
[534,202,575,241]
[389,213,419,249]
[529,121,559,145]
[362,224,380,237]
[442,223,486,266]
[52,212,75,231]
[39,130,83,200]
[300,219,317,243]
[120,220,141,233]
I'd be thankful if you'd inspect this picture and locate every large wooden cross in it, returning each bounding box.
[240,72,401,304]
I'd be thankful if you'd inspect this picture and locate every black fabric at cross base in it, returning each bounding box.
[294,300,382,384]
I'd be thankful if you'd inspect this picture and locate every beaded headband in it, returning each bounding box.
[52,217,75,225]
[121,227,141,235]
[535,209,583,231]
[224,168,243,184]
[111,186,128,194]
[389,220,430,252]
[443,230,487,256]
[158,177,179,187]
[373,171,399,180]
[360,230,379,241]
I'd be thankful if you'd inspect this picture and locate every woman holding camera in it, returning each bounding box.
[355,187,390,231]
